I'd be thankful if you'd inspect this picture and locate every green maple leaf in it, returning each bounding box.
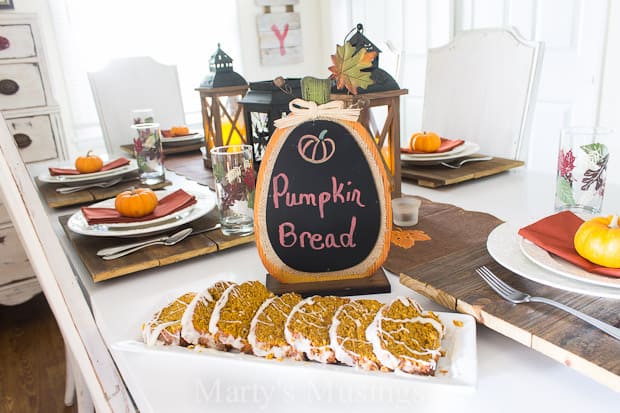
[328,42,377,95]
[556,176,575,205]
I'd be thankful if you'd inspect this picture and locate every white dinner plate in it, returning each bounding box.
[161,133,204,146]
[67,189,216,237]
[39,160,139,184]
[519,238,620,289]
[487,223,620,299]
[401,140,469,159]
[401,142,481,165]
[112,311,477,389]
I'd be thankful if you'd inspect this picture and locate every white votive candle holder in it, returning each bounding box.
[392,197,422,227]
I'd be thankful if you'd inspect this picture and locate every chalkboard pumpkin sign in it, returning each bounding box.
[254,103,391,284]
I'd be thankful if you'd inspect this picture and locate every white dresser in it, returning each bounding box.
[0,13,66,305]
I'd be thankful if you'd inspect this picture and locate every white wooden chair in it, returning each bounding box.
[0,115,135,412]
[421,27,544,160]
[88,56,186,155]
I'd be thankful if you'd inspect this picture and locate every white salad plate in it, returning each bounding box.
[67,189,216,238]
[519,238,620,289]
[113,310,477,389]
[487,223,620,299]
[39,160,139,184]
[401,142,481,165]
[401,140,469,158]
[161,133,204,146]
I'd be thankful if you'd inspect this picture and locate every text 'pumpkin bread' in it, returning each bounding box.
[285,295,350,363]
[329,299,385,371]
[181,281,235,349]
[248,292,303,360]
[366,297,445,375]
[209,281,273,353]
[142,292,196,346]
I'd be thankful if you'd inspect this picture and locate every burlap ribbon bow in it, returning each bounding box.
[274,98,361,129]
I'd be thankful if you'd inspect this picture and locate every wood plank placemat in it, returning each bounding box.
[59,210,254,282]
[401,156,524,188]
[36,176,171,208]
[265,269,391,298]
[120,143,204,157]
[383,197,620,391]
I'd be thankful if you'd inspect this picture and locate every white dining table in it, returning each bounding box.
[33,163,619,412]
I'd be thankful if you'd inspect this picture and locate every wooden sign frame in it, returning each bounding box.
[254,117,392,284]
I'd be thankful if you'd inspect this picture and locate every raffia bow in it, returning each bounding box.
[274,98,360,129]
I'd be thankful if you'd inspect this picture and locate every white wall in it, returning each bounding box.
[235,0,330,82]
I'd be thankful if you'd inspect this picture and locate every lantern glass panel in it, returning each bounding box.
[250,111,270,162]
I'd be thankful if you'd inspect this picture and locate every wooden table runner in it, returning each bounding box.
[36,176,171,208]
[401,156,524,188]
[59,209,254,282]
[164,152,214,189]
[383,197,620,391]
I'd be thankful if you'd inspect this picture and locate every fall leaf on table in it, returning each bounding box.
[391,228,431,249]
[328,42,377,95]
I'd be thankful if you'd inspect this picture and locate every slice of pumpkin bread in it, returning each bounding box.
[366,297,445,375]
[248,292,304,360]
[209,281,273,353]
[181,281,235,349]
[285,295,350,363]
[143,292,196,346]
[329,299,385,370]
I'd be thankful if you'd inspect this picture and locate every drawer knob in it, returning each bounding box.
[0,36,9,51]
[13,133,32,149]
[0,79,19,95]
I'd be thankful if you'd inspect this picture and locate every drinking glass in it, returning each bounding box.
[131,108,155,125]
[131,122,165,185]
[210,145,255,236]
[554,127,612,214]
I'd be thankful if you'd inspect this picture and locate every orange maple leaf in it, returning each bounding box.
[328,42,377,95]
[391,228,431,249]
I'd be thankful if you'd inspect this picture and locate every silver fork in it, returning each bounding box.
[440,156,493,169]
[475,266,620,341]
[56,177,125,194]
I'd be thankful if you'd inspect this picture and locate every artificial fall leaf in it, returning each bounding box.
[328,42,377,95]
[391,228,431,249]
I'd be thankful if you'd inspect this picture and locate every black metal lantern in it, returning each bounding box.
[196,44,248,167]
[238,78,301,168]
[334,23,399,93]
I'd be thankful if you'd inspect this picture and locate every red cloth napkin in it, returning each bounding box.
[401,138,465,154]
[49,157,131,176]
[518,211,620,278]
[81,189,197,225]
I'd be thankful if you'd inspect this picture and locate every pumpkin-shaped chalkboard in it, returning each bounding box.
[254,117,391,283]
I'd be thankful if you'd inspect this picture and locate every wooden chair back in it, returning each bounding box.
[88,56,186,154]
[0,116,135,412]
[422,27,544,160]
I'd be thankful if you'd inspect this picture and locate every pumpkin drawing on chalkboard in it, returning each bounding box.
[254,101,392,284]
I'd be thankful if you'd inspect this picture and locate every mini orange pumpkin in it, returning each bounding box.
[75,151,103,173]
[574,214,620,268]
[409,131,441,153]
[170,126,190,137]
[115,188,159,218]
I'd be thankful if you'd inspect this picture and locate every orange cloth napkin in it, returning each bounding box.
[81,189,197,225]
[518,211,620,278]
[49,157,131,176]
[401,138,465,154]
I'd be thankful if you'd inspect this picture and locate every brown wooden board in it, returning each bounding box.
[401,156,524,188]
[120,143,205,157]
[265,268,391,298]
[36,176,171,208]
[382,197,620,392]
[59,209,254,282]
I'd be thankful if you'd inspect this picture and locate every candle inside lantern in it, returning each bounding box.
[392,197,422,227]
